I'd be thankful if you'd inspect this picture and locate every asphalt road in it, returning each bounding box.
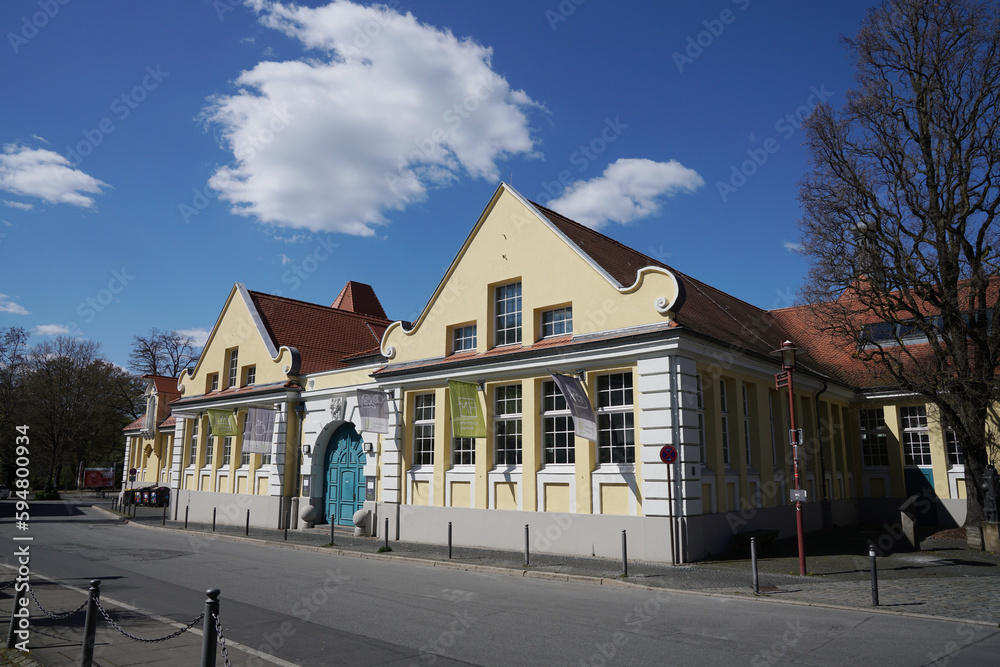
[4,502,1000,666]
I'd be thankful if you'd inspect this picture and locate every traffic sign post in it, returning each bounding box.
[660,445,678,565]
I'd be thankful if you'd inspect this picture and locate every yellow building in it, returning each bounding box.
[127,281,393,530]
[123,375,180,489]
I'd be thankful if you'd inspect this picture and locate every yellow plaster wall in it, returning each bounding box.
[544,483,570,513]
[381,188,678,364]
[178,287,294,398]
[450,481,470,508]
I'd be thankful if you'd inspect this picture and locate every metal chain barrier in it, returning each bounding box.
[212,612,232,667]
[28,586,89,620]
[0,580,13,591]
[94,597,204,644]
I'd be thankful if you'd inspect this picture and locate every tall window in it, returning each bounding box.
[859,409,889,466]
[495,282,522,346]
[453,325,477,353]
[227,349,239,388]
[452,437,475,465]
[946,427,964,465]
[597,372,634,464]
[240,413,251,466]
[188,420,199,466]
[742,385,752,467]
[720,380,730,466]
[695,374,706,465]
[413,394,435,466]
[204,435,215,467]
[901,406,932,466]
[769,392,778,467]
[541,307,573,337]
[222,436,232,466]
[543,381,574,464]
[245,366,256,386]
[494,385,523,465]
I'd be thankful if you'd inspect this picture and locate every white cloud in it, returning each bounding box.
[784,241,804,253]
[176,328,211,347]
[279,253,292,265]
[0,295,28,315]
[545,158,704,229]
[0,145,108,207]
[3,199,33,210]
[205,0,540,235]
[34,324,70,336]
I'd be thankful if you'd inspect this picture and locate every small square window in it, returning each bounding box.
[453,325,477,353]
[542,307,573,338]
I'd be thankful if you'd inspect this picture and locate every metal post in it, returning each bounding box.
[621,530,628,577]
[79,579,100,667]
[201,588,221,667]
[5,581,28,649]
[384,517,389,550]
[284,526,288,541]
[185,506,189,529]
[212,507,217,532]
[448,522,453,559]
[751,537,760,594]
[524,524,530,567]
[787,368,807,576]
[330,518,335,546]
[869,545,879,606]
[162,501,168,526]
[245,509,250,537]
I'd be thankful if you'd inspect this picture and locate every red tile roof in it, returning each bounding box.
[249,290,391,374]
[170,380,303,407]
[331,281,387,319]
[533,202,807,371]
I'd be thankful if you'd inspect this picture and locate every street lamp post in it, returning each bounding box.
[774,341,807,576]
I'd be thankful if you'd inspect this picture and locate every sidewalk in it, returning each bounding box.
[0,573,275,667]
[118,502,1000,625]
[4,501,999,666]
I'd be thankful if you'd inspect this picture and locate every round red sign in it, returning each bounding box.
[659,445,678,464]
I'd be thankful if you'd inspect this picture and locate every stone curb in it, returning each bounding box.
[99,508,1000,629]
[0,648,44,667]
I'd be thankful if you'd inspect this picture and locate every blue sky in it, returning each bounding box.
[0,0,876,368]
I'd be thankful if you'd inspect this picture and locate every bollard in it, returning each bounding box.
[524,524,530,567]
[184,506,189,529]
[162,502,168,526]
[869,544,879,606]
[384,517,389,550]
[246,509,250,537]
[212,507,217,532]
[5,581,28,649]
[330,518,335,546]
[621,530,628,578]
[448,522,453,559]
[751,537,760,594]
[79,579,101,667]
[284,526,288,541]
[201,588,221,667]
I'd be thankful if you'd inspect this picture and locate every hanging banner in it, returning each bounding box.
[242,407,276,454]
[207,409,238,437]
[550,373,597,441]
[356,389,390,434]
[448,380,486,438]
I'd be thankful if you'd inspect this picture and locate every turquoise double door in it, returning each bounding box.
[324,424,366,526]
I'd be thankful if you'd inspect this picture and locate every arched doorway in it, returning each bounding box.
[324,424,366,526]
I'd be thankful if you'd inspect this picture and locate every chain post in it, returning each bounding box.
[751,537,760,594]
[869,544,879,606]
[621,530,628,577]
[79,579,101,667]
[201,588,221,667]
[447,522,453,559]
[524,524,530,567]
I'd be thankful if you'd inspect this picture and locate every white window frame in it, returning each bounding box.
[452,437,475,466]
[596,372,634,465]
[541,306,573,338]
[494,282,522,346]
[453,325,477,353]
[720,380,730,466]
[900,406,932,466]
[188,419,199,467]
[742,385,752,467]
[412,394,435,467]
[859,409,890,466]
[245,365,256,386]
[227,349,239,388]
[542,380,574,465]
[494,384,523,466]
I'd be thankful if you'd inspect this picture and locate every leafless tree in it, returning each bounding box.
[128,328,199,378]
[0,327,29,481]
[797,0,1000,529]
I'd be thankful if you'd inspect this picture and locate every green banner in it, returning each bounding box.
[207,409,238,437]
[448,380,486,438]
